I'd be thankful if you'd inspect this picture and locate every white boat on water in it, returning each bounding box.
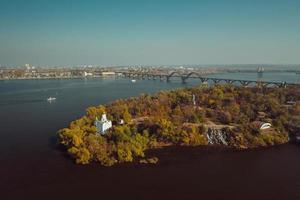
[47,97,56,102]
[131,79,136,83]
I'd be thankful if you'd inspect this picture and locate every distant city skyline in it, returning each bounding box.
[1,0,300,66]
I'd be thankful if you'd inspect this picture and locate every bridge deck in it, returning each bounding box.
[118,71,300,87]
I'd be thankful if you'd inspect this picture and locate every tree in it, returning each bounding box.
[68,147,91,164]
[116,143,133,162]
[180,126,207,146]
[123,109,132,123]
[86,105,106,120]
[58,128,85,147]
[155,118,176,141]
[218,111,232,124]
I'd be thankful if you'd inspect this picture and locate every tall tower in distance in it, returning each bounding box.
[257,66,264,87]
[192,94,196,107]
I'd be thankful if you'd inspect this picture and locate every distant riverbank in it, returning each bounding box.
[0,75,117,81]
[1,71,299,84]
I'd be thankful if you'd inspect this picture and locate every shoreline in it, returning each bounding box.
[0,75,117,81]
[1,72,299,86]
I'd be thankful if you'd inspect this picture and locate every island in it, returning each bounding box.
[58,84,300,166]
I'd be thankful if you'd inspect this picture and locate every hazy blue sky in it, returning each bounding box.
[0,0,300,66]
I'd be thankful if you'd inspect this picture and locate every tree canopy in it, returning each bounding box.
[58,84,300,166]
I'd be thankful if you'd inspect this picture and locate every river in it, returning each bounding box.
[0,72,300,200]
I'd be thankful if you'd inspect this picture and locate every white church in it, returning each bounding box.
[94,113,112,134]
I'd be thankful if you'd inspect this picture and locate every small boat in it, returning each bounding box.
[47,97,56,102]
[131,79,136,83]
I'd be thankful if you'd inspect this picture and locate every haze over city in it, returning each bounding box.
[1,0,300,66]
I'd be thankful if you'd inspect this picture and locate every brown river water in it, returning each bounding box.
[1,76,300,200]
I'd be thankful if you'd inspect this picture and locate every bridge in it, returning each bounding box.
[118,71,299,88]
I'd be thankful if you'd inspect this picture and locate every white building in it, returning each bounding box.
[101,71,115,76]
[84,71,93,77]
[252,121,272,130]
[94,114,112,134]
[260,123,272,130]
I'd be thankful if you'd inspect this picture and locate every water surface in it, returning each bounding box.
[0,74,300,200]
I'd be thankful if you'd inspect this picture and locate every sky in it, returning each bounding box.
[0,0,300,66]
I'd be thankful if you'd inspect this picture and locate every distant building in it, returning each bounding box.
[101,72,115,76]
[84,71,93,77]
[94,114,112,134]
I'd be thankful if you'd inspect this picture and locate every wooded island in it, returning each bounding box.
[58,84,300,166]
